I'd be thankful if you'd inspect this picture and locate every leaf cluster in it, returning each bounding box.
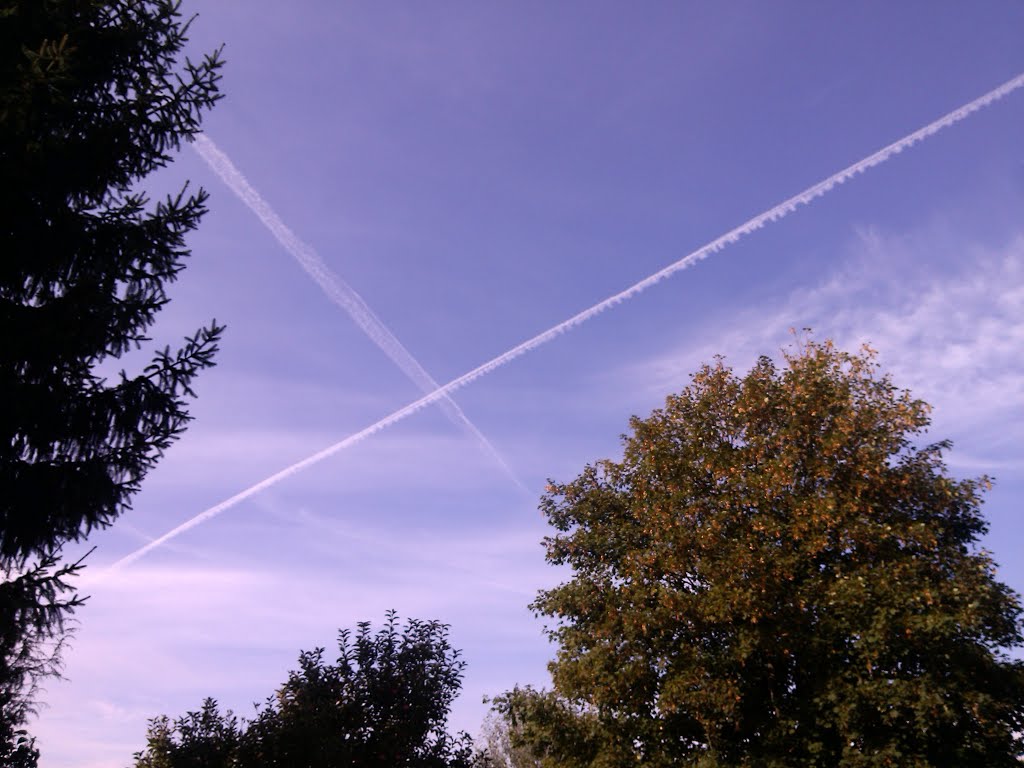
[134,699,241,768]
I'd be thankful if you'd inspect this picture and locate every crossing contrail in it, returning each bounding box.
[111,70,1024,571]
[190,134,528,495]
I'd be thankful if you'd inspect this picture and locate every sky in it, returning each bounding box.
[30,2,1024,765]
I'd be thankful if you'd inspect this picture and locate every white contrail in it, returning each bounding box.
[111,71,1024,571]
[190,134,528,495]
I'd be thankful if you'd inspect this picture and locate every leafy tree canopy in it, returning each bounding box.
[133,613,484,768]
[499,340,1024,767]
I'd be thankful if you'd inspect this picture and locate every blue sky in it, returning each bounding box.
[32,3,1024,765]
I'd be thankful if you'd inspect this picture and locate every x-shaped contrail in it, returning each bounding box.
[191,134,530,497]
[109,70,1024,571]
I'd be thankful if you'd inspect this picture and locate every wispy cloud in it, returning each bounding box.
[626,227,1024,457]
[827,234,1024,433]
[42,513,557,754]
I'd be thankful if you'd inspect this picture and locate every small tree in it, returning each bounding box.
[133,613,484,768]
[1,0,223,755]
[504,340,1024,766]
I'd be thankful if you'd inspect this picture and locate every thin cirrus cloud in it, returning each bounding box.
[148,427,537,495]
[191,133,530,497]
[81,519,552,663]
[54,519,554,759]
[833,236,1024,437]
[628,228,1024,449]
[106,69,1024,572]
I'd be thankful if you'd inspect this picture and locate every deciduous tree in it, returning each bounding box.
[503,340,1024,766]
[133,613,484,768]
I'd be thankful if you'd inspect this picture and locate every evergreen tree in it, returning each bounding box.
[501,340,1024,767]
[1,0,224,756]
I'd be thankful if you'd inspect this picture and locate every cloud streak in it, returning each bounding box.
[110,70,1024,571]
[630,228,1024,431]
[190,134,529,495]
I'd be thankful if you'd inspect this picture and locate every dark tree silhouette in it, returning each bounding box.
[0,0,224,758]
[134,699,242,768]
[134,613,484,768]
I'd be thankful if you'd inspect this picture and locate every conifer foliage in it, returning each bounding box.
[500,341,1024,767]
[1,0,223,759]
